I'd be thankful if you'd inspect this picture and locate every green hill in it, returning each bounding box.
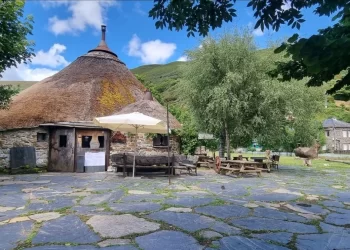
[0,81,37,91]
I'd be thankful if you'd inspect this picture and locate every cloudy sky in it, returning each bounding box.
[2,1,334,81]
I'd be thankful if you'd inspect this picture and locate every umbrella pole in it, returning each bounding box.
[167,103,171,185]
[133,126,138,178]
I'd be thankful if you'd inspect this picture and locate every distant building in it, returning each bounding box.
[323,118,350,152]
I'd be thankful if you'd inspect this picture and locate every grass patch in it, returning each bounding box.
[14,222,42,249]
[287,233,298,250]
[54,206,73,214]
[207,198,227,206]
[96,202,114,212]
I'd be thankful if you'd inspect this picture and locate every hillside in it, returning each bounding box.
[0,81,37,91]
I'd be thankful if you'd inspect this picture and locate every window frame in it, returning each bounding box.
[37,133,47,142]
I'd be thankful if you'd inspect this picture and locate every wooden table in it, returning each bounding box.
[250,157,272,172]
[219,160,262,177]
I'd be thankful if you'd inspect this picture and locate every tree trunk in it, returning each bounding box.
[225,125,231,160]
[219,130,225,158]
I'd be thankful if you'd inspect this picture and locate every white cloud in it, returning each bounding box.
[253,28,264,37]
[177,56,188,62]
[46,0,119,35]
[1,43,69,81]
[127,34,177,64]
[133,2,146,16]
[1,64,58,81]
[32,44,69,68]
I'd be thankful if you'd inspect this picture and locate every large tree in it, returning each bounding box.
[182,30,271,158]
[0,0,34,109]
[150,0,348,92]
[181,30,325,157]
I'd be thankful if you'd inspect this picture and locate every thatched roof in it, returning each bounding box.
[0,26,146,130]
[117,90,182,129]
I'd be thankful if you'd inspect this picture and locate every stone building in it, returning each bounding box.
[0,26,181,172]
[323,118,350,153]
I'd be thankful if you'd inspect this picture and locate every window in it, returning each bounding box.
[82,136,92,148]
[153,134,169,147]
[344,144,350,150]
[326,131,330,137]
[59,135,67,147]
[98,136,104,148]
[343,131,348,138]
[37,133,47,142]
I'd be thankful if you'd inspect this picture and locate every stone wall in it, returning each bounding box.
[110,133,180,158]
[0,127,49,168]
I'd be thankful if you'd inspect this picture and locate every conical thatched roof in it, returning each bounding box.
[117,90,182,129]
[0,25,146,130]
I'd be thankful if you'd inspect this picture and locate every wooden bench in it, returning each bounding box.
[111,153,175,177]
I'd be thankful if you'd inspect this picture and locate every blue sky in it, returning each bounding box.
[2,0,334,81]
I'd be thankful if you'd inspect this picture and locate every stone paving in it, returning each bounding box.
[0,165,350,249]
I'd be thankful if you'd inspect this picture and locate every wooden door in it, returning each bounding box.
[48,128,75,172]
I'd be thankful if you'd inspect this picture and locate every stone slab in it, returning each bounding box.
[165,207,192,213]
[297,233,350,249]
[248,193,300,202]
[86,214,160,238]
[29,212,61,222]
[0,221,33,250]
[164,197,214,207]
[98,239,132,247]
[110,202,161,213]
[135,230,202,250]
[216,236,289,250]
[252,232,293,244]
[322,200,345,208]
[80,192,123,205]
[33,215,100,244]
[253,207,307,222]
[200,230,223,239]
[231,217,318,233]
[120,194,165,203]
[195,205,250,219]
[325,213,350,226]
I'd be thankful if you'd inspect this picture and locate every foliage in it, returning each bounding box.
[149,0,339,37]
[0,0,34,77]
[170,105,200,155]
[0,85,19,109]
[256,80,325,151]
[149,1,350,95]
[182,29,272,157]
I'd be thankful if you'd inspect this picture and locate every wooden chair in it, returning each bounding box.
[271,155,280,170]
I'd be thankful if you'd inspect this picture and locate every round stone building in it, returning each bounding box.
[0,26,180,172]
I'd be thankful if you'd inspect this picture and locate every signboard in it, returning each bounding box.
[85,152,105,167]
[198,133,214,140]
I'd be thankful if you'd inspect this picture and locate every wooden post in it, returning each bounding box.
[167,103,171,185]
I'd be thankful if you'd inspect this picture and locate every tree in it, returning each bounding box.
[0,0,34,108]
[0,85,19,109]
[150,1,349,92]
[182,29,270,159]
[256,80,325,152]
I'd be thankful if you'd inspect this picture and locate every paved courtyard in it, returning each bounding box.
[1,166,350,250]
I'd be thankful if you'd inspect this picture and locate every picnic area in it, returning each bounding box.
[1,157,350,250]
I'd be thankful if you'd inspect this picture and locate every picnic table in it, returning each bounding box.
[250,157,272,172]
[217,159,262,177]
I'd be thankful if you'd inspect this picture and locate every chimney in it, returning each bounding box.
[143,89,154,101]
[101,25,106,41]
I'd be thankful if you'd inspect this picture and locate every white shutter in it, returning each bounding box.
[343,131,347,137]
[344,144,348,150]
